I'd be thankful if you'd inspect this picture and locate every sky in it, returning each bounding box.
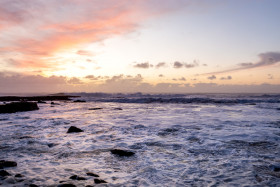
[0,0,280,93]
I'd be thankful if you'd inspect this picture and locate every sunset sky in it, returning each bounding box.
[1,0,280,93]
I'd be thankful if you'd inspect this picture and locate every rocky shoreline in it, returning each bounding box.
[0,95,79,102]
[0,95,80,113]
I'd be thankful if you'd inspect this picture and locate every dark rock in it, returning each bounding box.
[67,126,84,133]
[0,160,17,168]
[73,100,86,103]
[0,95,77,102]
[69,175,86,180]
[86,172,99,177]
[19,136,33,139]
[270,164,280,172]
[47,143,56,148]
[69,175,77,179]
[57,184,76,187]
[15,174,24,178]
[110,149,135,157]
[88,108,103,110]
[114,108,123,110]
[0,170,10,177]
[29,184,39,187]
[86,185,94,187]
[51,102,60,105]
[94,179,107,184]
[0,102,39,113]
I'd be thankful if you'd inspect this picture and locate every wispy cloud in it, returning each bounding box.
[76,50,95,56]
[155,62,167,68]
[267,74,274,80]
[204,52,280,75]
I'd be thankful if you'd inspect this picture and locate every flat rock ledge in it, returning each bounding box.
[0,102,39,113]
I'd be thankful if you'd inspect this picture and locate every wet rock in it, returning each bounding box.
[0,170,11,177]
[86,172,99,177]
[15,174,24,178]
[110,149,135,157]
[94,179,107,184]
[0,102,39,113]
[19,136,33,139]
[51,102,60,105]
[73,100,86,103]
[69,175,86,180]
[86,185,94,187]
[89,107,103,110]
[114,108,123,110]
[47,143,56,148]
[29,184,39,187]
[57,184,76,187]
[67,126,84,133]
[0,160,17,168]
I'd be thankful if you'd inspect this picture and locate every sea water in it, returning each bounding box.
[0,93,280,186]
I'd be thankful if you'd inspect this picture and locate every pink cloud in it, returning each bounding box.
[0,0,189,70]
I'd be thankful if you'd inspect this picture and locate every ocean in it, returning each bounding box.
[0,93,280,186]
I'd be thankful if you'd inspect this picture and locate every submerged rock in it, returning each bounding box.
[86,172,99,177]
[73,100,86,103]
[0,160,17,168]
[69,175,86,180]
[110,149,135,157]
[15,174,24,178]
[88,107,103,110]
[0,170,11,177]
[94,179,107,184]
[67,126,84,133]
[0,102,39,113]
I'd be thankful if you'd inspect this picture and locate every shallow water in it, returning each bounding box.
[0,94,280,186]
